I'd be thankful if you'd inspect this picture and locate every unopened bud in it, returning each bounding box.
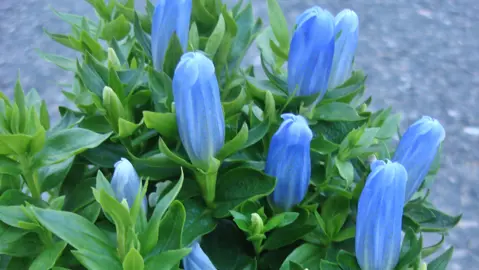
[250,213,264,235]
[108,48,121,70]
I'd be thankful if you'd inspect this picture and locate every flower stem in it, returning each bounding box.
[194,170,217,209]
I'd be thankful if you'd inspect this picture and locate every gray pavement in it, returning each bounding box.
[1,0,478,267]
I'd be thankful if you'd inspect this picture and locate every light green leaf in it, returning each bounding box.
[29,241,67,270]
[267,0,289,49]
[123,248,144,270]
[205,15,226,57]
[144,248,191,270]
[33,128,111,166]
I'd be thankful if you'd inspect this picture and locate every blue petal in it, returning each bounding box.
[329,9,359,88]
[392,116,445,200]
[151,0,192,71]
[111,158,147,212]
[356,161,406,270]
[173,52,225,169]
[288,7,335,99]
[266,114,312,211]
[183,242,216,270]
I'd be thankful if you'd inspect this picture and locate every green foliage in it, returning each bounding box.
[0,0,459,269]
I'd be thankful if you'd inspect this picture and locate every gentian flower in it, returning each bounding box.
[329,9,359,88]
[111,158,147,211]
[355,160,407,270]
[288,6,335,100]
[393,116,446,200]
[183,241,216,270]
[266,114,313,211]
[172,52,225,170]
[151,0,192,70]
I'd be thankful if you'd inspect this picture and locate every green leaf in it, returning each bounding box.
[332,226,355,242]
[245,77,288,105]
[72,249,122,270]
[376,113,401,140]
[396,228,422,270]
[140,173,183,255]
[123,248,144,270]
[214,167,276,218]
[163,34,183,77]
[182,198,217,246]
[133,13,151,57]
[92,189,131,259]
[335,157,354,185]
[158,138,194,169]
[82,143,127,168]
[336,250,361,270]
[314,102,364,122]
[0,134,32,155]
[118,118,140,138]
[144,248,191,270]
[101,14,131,41]
[0,156,22,176]
[31,207,117,258]
[279,243,322,270]
[33,128,112,166]
[29,241,67,270]
[0,223,43,257]
[188,22,200,51]
[0,190,48,207]
[264,212,299,232]
[320,260,341,270]
[38,157,74,191]
[404,204,461,233]
[427,247,453,270]
[149,200,186,256]
[143,112,178,140]
[191,0,216,26]
[263,210,316,250]
[36,50,76,71]
[310,133,339,155]
[14,77,26,133]
[202,220,255,269]
[205,15,226,57]
[267,0,289,49]
[216,123,248,160]
[0,206,31,228]
[321,195,350,239]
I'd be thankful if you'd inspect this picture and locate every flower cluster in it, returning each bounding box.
[0,0,459,269]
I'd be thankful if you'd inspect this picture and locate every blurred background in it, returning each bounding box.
[0,0,478,267]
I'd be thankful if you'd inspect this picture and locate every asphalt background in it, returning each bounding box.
[0,0,478,268]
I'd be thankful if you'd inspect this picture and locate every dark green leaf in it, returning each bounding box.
[214,167,276,218]
[202,220,255,269]
[163,34,183,77]
[427,247,453,270]
[101,15,131,41]
[38,157,74,191]
[279,243,322,270]
[0,224,43,257]
[148,200,186,256]
[182,198,217,246]
[336,250,361,270]
[140,174,183,255]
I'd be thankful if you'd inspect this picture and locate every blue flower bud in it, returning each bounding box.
[183,241,216,270]
[111,158,147,211]
[288,7,335,99]
[355,160,407,270]
[173,52,225,169]
[266,114,313,211]
[329,9,359,89]
[393,116,446,200]
[151,0,192,71]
